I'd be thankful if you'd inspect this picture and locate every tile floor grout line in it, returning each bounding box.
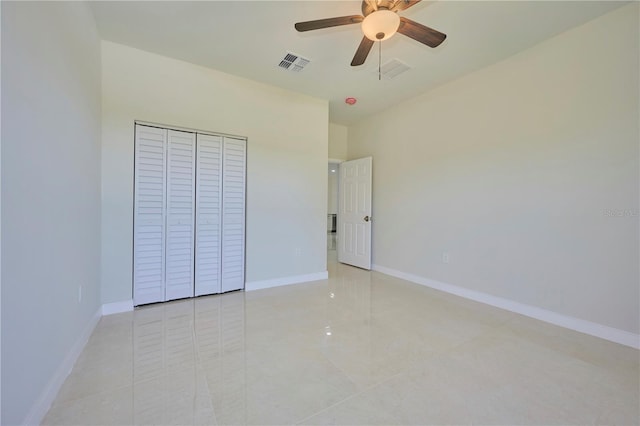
[292,368,409,425]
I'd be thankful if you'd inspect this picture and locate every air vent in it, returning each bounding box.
[278,52,311,72]
[378,59,411,80]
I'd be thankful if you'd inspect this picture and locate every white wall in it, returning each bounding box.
[101,42,328,303]
[348,4,639,335]
[0,4,3,417]
[1,2,102,424]
[329,122,348,161]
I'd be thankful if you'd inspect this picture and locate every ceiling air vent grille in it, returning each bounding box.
[278,52,311,72]
[379,59,411,80]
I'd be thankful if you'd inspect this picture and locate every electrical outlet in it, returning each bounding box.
[294,248,302,257]
[442,252,450,264]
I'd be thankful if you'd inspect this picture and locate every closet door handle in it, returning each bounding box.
[364,216,370,222]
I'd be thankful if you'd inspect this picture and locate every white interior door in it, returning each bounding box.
[134,124,246,305]
[165,130,196,301]
[338,157,372,270]
[221,137,246,292]
[133,125,167,305]
[195,134,223,296]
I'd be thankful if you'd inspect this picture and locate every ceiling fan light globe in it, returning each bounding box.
[361,10,400,41]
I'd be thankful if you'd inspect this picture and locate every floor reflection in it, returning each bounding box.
[42,256,639,425]
[130,294,246,425]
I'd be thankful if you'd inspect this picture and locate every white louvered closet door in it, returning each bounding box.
[133,125,167,306]
[221,137,246,292]
[195,134,223,296]
[165,130,196,301]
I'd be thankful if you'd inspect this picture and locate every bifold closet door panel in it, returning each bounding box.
[221,137,246,293]
[195,134,223,296]
[165,130,196,301]
[133,125,167,306]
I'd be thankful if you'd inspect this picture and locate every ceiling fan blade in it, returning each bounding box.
[351,36,375,66]
[391,0,421,12]
[295,15,363,32]
[397,17,446,48]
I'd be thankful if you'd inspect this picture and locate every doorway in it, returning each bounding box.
[327,161,340,263]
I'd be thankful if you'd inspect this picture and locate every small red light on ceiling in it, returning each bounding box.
[345,97,357,105]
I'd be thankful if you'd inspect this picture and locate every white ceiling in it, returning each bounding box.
[89,0,627,125]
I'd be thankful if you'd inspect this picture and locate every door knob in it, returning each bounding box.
[364,215,370,222]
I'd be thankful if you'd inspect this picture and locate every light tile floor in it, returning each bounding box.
[43,243,639,425]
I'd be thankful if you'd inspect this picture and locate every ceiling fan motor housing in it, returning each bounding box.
[362,0,399,16]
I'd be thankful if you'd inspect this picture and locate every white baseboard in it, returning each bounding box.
[372,264,640,349]
[23,307,102,425]
[245,271,329,291]
[102,299,134,315]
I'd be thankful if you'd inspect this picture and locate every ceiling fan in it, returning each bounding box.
[294,0,446,66]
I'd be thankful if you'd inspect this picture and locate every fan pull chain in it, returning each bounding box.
[378,41,381,81]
